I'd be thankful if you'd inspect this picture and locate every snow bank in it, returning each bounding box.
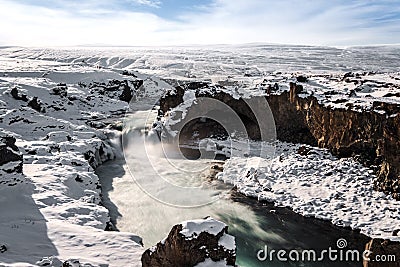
[218,142,400,241]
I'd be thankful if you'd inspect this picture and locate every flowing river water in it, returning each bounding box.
[96,104,370,267]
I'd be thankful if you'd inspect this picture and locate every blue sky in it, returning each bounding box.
[6,0,215,19]
[0,0,399,46]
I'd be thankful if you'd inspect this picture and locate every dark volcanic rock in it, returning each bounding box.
[289,82,304,102]
[88,79,144,103]
[349,89,357,97]
[52,83,68,97]
[119,81,135,103]
[159,82,264,141]
[0,135,23,174]
[159,82,214,116]
[28,97,45,113]
[142,217,236,267]
[343,72,355,79]
[62,259,81,267]
[10,87,28,102]
[297,145,313,156]
[296,75,308,83]
[121,70,137,78]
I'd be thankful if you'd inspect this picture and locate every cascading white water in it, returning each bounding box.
[96,108,367,267]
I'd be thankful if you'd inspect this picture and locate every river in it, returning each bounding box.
[96,103,369,267]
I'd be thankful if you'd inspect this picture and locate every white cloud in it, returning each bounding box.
[0,0,399,46]
[174,0,400,46]
[0,0,176,46]
[131,0,162,8]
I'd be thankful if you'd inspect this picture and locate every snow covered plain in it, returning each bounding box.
[0,45,400,266]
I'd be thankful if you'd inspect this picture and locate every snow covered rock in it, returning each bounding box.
[35,256,63,267]
[141,217,236,267]
[0,53,169,266]
[87,79,143,103]
[283,84,400,200]
[46,131,72,142]
[51,83,68,97]
[158,81,220,117]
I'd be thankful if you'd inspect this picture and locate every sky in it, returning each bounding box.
[0,0,399,47]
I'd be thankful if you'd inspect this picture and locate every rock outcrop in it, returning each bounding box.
[0,135,23,174]
[0,135,24,187]
[87,79,144,103]
[141,217,236,267]
[52,83,68,97]
[28,96,45,113]
[10,87,28,102]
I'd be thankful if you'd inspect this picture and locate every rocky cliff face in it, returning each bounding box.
[142,217,236,267]
[0,135,23,176]
[158,82,400,200]
[285,83,400,200]
[159,82,263,141]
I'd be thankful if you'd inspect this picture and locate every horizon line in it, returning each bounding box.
[2,42,400,50]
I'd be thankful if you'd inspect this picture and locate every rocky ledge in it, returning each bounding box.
[142,217,236,267]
